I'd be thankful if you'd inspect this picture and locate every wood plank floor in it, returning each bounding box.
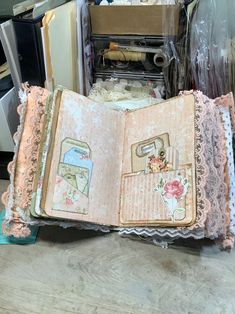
[0,180,235,314]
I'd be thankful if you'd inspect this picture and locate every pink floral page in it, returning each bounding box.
[120,166,195,226]
[43,89,125,226]
[120,94,196,226]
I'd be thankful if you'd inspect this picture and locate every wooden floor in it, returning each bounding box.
[1,179,235,314]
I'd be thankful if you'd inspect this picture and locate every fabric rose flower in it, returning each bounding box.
[163,179,184,200]
[2,221,31,238]
[148,155,166,172]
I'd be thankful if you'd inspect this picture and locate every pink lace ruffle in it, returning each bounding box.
[203,97,227,238]
[2,85,50,237]
[214,93,235,241]
[180,91,211,231]
[179,91,228,238]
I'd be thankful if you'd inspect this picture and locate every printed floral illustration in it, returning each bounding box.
[63,188,80,206]
[154,176,189,221]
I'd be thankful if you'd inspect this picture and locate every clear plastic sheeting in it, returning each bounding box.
[161,3,182,98]
[189,0,235,99]
[160,2,196,98]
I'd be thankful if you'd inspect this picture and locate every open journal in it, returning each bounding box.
[4,86,196,227]
[2,86,235,250]
[41,88,196,227]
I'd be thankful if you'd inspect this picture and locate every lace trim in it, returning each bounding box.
[14,87,49,210]
[215,98,235,235]
[2,86,50,237]
[177,91,211,230]
[182,92,227,238]
[214,93,235,134]
[119,227,204,239]
[2,84,30,222]
[188,91,211,229]
[27,219,110,233]
[200,94,227,238]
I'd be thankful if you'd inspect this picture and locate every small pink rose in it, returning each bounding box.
[163,179,184,200]
[66,198,73,205]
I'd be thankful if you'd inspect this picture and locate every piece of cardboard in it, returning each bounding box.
[42,1,78,92]
[89,5,180,36]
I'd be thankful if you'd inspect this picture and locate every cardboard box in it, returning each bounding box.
[89,5,180,36]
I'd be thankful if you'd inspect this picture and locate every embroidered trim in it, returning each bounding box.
[2,86,50,237]
[14,87,50,210]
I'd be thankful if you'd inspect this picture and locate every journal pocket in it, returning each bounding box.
[120,164,196,227]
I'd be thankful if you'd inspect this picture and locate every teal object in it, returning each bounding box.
[0,209,38,244]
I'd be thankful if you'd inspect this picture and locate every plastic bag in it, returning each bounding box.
[189,0,235,98]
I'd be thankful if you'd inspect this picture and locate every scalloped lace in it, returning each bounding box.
[202,96,227,238]
[214,94,235,250]
[2,85,30,236]
[219,108,235,233]
[188,91,211,230]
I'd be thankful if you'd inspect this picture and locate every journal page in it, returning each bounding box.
[41,89,125,226]
[120,94,196,226]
